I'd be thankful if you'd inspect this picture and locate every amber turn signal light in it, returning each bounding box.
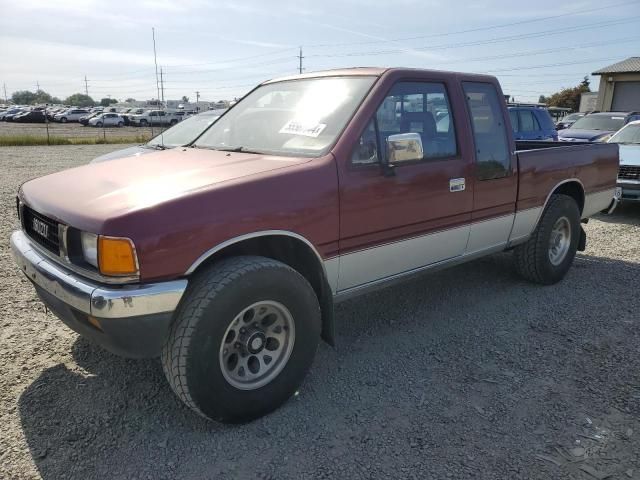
[98,236,138,276]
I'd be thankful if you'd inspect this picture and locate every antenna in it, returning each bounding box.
[160,67,165,105]
[298,46,304,74]
[152,27,161,107]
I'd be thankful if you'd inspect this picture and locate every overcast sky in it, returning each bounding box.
[1,0,639,102]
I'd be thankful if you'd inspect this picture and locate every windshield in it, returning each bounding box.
[148,112,222,148]
[570,115,625,131]
[194,76,376,156]
[608,123,640,144]
[562,113,582,122]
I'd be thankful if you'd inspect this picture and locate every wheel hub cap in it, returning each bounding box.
[219,300,295,390]
[548,216,571,266]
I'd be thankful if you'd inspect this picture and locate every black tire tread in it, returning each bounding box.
[513,194,578,285]
[160,256,306,419]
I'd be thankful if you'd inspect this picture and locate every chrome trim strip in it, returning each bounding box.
[11,231,186,319]
[337,223,470,291]
[185,229,330,280]
[335,243,506,302]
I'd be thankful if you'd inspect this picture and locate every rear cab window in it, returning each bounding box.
[462,82,510,180]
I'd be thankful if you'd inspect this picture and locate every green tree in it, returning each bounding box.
[181,95,189,103]
[544,76,591,111]
[100,97,118,107]
[125,97,136,103]
[538,95,547,104]
[64,93,95,107]
[11,89,62,105]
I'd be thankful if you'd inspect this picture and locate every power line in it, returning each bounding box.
[484,54,638,73]
[305,0,640,48]
[306,16,640,58]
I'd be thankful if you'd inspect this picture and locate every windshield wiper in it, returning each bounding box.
[217,146,264,154]
[146,144,168,150]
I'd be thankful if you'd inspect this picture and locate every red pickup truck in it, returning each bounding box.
[11,68,620,423]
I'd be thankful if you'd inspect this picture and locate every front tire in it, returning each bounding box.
[162,256,321,423]
[60,117,67,123]
[513,194,581,285]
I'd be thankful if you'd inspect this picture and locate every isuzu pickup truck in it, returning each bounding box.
[11,68,620,423]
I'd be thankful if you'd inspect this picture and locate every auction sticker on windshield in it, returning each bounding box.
[279,120,327,138]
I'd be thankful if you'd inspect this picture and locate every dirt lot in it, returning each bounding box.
[1,145,639,480]
[0,121,158,141]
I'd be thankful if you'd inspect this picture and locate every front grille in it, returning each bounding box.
[619,165,640,181]
[23,206,60,255]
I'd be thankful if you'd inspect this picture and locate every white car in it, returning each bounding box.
[54,108,90,123]
[129,110,181,127]
[88,113,125,127]
[608,120,640,202]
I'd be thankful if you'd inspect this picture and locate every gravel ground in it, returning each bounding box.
[1,145,639,480]
[0,121,157,141]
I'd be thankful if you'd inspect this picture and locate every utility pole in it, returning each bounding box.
[3,83,7,103]
[84,76,89,96]
[36,80,40,91]
[298,46,304,74]
[195,91,200,111]
[152,27,161,106]
[160,67,165,105]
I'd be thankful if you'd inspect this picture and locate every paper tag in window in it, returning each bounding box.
[279,120,327,138]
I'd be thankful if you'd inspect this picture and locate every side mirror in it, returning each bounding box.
[387,133,423,166]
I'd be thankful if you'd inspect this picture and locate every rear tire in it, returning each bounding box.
[513,194,580,285]
[60,117,67,123]
[139,119,147,127]
[161,256,321,423]
[117,121,124,127]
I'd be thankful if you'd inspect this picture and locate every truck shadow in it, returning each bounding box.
[18,252,640,479]
[594,201,640,225]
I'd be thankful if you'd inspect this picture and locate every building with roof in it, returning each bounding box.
[592,57,640,111]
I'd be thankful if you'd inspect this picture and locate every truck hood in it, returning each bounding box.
[90,145,156,163]
[618,144,640,166]
[558,128,613,142]
[20,148,309,229]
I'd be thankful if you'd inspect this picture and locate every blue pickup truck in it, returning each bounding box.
[508,105,558,141]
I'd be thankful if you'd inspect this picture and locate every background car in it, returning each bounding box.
[91,109,225,163]
[558,112,640,142]
[14,110,46,123]
[556,112,585,130]
[129,109,181,127]
[53,108,90,123]
[608,120,640,202]
[1,107,27,121]
[508,105,558,141]
[121,108,145,125]
[79,112,101,125]
[88,113,124,127]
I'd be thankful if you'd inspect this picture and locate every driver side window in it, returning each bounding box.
[351,81,458,166]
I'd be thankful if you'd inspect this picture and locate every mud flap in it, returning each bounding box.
[578,226,587,252]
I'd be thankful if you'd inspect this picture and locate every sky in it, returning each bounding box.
[1,0,639,103]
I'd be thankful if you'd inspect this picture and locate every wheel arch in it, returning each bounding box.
[550,179,585,214]
[186,231,336,346]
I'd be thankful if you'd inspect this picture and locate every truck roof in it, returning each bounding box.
[264,67,497,84]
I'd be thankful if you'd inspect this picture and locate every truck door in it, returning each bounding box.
[462,81,518,254]
[336,79,474,292]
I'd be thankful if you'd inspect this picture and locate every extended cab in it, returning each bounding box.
[11,68,620,423]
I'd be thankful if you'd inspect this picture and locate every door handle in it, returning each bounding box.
[449,178,465,192]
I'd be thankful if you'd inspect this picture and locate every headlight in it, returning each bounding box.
[80,232,98,268]
[80,232,138,276]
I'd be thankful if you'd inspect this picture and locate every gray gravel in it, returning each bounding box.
[1,145,639,480]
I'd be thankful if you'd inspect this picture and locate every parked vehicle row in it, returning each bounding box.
[0,104,195,127]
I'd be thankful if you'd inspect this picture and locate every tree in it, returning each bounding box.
[181,95,189,103]
[538,95,547,104]
[11,89,59,105]
[100,97,118,107]
[64,93,95,107]
[542,76,591,111]
[125,97,136,103]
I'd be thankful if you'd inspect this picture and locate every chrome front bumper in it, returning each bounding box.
[11,230,187,319]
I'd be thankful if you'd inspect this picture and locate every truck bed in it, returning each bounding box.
[515,142,619,214]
